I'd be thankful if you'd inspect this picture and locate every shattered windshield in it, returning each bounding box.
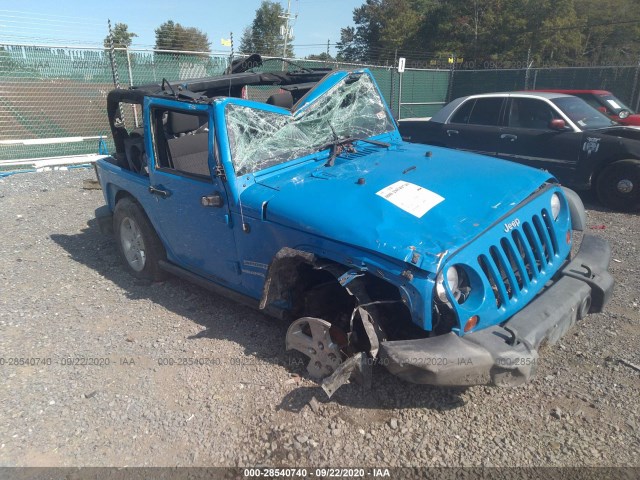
[225,72,395,176]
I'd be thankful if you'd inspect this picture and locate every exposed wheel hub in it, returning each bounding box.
[617,179,634,194]
[286,317,342,379]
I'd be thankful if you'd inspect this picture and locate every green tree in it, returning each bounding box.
[576,0,640,64]
[339,0,640,67]
[306,52,334,61]
[336,0,430,64]
[154,20,211,52]
[240,1,295,57]
[336,27,361,62]
[520,0,582,65]
[104,22,137,49]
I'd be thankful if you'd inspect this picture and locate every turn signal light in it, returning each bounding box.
[566,231,571,244]
[464,315,479,332]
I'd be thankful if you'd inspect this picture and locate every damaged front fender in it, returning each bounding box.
[259,247,317,312]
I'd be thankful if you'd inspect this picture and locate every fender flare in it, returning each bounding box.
[259,247,318,310]
[562,186,586,231]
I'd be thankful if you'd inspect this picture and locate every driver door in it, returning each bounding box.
[497,97,582,185]
[442,96,504,156]
[144,100,240,285]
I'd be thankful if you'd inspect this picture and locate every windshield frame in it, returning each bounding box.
[220,69,398,179]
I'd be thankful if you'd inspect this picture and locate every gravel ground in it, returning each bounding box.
[0,169,638,468]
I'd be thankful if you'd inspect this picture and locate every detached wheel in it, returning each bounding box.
[595,159,640,212]
[113,197,166,280]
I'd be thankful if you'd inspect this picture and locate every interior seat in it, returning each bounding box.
[166,112,211,177]
[266,91,294,109]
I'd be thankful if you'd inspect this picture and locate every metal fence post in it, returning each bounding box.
[107,20,120,90]
[125,47,139,128]
[107,19,125,129]
[446,55,456,102]
[633,54,640,113]
[398,70,403,120]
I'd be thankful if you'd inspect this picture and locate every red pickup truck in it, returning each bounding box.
[537,89,640,126]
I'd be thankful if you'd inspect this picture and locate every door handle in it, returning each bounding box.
[148,185,171,198]
[201,193,224,208]
[446,129,459,136]
[501,134,518,141]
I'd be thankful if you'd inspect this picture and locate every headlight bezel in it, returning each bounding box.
[550,192,561,220]
[436,267,456,303]
[436,265,469,304]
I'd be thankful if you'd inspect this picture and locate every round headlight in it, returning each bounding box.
[550,193,561,220]
[436,266,460,303]
[619,110,630,119]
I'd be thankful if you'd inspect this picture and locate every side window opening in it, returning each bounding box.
[152,108,212,179]
[467,98,503,126]
[450,100,475,124]
[508,98,560,130]
[111,102,147,174]
[582,97,602,111]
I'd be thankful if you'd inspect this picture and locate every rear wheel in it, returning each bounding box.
[595,159,640,212]
[113,197,166,281]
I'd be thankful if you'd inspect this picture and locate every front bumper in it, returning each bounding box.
[379,234,614,387]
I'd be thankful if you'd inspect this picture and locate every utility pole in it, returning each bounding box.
[279,0,297,63]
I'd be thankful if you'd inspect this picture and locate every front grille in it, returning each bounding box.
[477,209,559,308]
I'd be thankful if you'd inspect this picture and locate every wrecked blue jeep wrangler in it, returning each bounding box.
[95,57,614,395]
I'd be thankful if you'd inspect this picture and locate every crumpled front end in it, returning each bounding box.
[379,234,614,387]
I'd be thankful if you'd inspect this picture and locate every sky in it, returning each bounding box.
[0,0,362,56]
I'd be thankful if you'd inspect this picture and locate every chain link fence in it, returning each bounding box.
[0,45,232,161]
[0,45,448,161]
[451,65,640,108]
[1,43,639,161]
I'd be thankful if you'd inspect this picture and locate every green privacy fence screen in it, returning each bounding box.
[1,44,639,161]
[0,45,454,161]
[451,66,640,107]
[0,46,232,160]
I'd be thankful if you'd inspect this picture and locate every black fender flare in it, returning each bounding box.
[562,186,586,231]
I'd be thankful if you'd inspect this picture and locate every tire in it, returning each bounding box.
[595,159,640,212]
[113,197,166,281]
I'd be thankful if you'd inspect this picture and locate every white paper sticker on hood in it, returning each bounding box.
[376,181,444,218]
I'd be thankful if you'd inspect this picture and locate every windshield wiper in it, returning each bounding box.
[322,122,391,167]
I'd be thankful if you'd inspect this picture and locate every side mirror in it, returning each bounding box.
[549,119,566,131]
[597,106,607,114]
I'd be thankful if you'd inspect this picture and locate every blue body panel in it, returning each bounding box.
[96,69,571,335]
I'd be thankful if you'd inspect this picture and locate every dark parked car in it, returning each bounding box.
[399,92,640,211]
[536,89,640,127]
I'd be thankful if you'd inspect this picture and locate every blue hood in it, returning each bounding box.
[244,143,553,272]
